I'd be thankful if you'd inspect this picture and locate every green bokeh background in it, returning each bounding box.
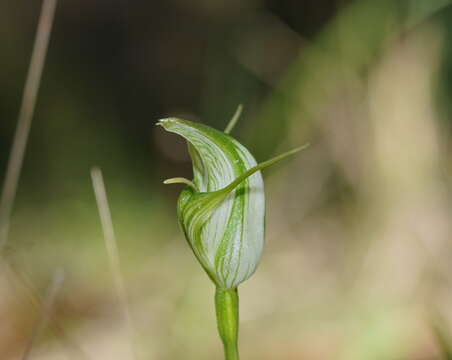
[2,0,452,359]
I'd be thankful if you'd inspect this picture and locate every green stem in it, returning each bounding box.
[215,287,240,360]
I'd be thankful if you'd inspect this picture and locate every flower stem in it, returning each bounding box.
[215,287,240,360]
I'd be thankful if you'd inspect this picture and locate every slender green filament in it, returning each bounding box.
[163,177,199,192]
[224,104,243,134]
[215,287,240,360]
[220,143,310,195]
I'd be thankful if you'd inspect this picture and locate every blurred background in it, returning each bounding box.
[2,0,452,359]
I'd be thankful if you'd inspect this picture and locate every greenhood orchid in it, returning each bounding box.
[158,110,306,360]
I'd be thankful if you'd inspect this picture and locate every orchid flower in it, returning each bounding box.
[158,107,307,360]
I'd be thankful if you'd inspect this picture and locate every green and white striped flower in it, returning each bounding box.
[158,114,306,290]
[158,109,306,360]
